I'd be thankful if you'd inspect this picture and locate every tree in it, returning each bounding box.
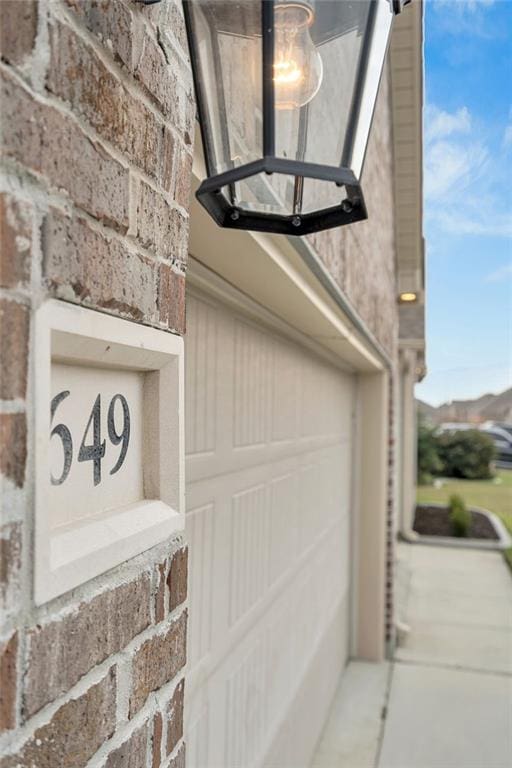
[437,429,496,480]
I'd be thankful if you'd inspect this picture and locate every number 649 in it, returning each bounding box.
[50,392,130,487]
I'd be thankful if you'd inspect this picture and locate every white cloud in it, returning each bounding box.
[424,105,471,144]
[434,0,496,13]
[424,104,511,238]
[431,0,498,38]
[424,105,488,202]
[484,263,512,283]
[432,208,512,238]
[462,0,495,9]
[502,105,512,148]
[424,138,488,199]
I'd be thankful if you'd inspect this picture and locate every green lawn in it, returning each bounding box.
[416,468,512,535]
[417,469,512,573]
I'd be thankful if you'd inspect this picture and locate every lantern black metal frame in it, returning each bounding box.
[189,157,366,237]
[183,0,374,236]
[143,0,410,236]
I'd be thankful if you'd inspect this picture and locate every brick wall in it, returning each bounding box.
[399,302,425,340]
[386,379,396,650]
[0,1,193,765]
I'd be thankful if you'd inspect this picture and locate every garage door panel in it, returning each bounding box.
[186,463,347,668]
[188,429,350,486]
[186,292,352,486]
[187,501,215,667]
[186,454,296,666]
[186,294,218,458]
[185,286,355,767]
[186,531,350,768]
[262,596,350,767]
[187,445,348,654]
[233,319,271,448]
[186,697,211,768]
[268,471,299,587]
[271,338,300,443]
[229,483,269,626]
[299,461,325,549]
[299,356,352,440]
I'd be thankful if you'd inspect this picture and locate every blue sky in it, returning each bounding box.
[414,0,512,406]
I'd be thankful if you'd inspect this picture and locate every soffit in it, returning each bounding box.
[389,0,424,280]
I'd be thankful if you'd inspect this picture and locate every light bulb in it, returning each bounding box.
[273,2,323,110]
[399,292,418,303]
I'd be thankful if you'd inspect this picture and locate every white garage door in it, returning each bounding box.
[185,283,355,768]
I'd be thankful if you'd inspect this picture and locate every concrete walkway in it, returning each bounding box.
[312,543,512,768]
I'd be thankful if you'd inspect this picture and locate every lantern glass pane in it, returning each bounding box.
[274,0,392,175]
[219,174,346,217]
[187,1,263,175]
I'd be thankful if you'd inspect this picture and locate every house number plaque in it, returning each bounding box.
[35,300,184,605]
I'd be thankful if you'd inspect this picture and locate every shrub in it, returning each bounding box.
[417,417,442,484]
[437,429,495,480]
[449,494,471,537]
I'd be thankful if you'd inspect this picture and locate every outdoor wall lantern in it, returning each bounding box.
[141,0,410,235]
[177,0,410,236]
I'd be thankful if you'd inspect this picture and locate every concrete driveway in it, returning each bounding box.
[312,543,512,768]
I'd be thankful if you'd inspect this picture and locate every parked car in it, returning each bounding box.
[438,422,474,433]
[478,424,512,464]
[481,421,512,440]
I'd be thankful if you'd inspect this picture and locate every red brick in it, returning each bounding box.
[130,610,187,716]
[155,560,167,624]
[1,668,116,768]
[158,265,185,334]
[0,193,32,289]
[0,523,22,610]
[105,723,149,768]
[43,209,157,324]
[0,414,27,490]
[134,34,172,114]
[137,182,188,265]
[1,70,129,232]
[167,546,188,613]
[64,0,133,71]
[160,127,175,192]
[174,146,193,210]
[166,679,185,756]
[47,21,165,181]
[168,743,186,768]
[133,24,195,140]
[152,711,163,768]
[25,575,151,717]
[0,633,17,733]
[0,300,29,400]
[0,1,37,67]
[133,34,192,127]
